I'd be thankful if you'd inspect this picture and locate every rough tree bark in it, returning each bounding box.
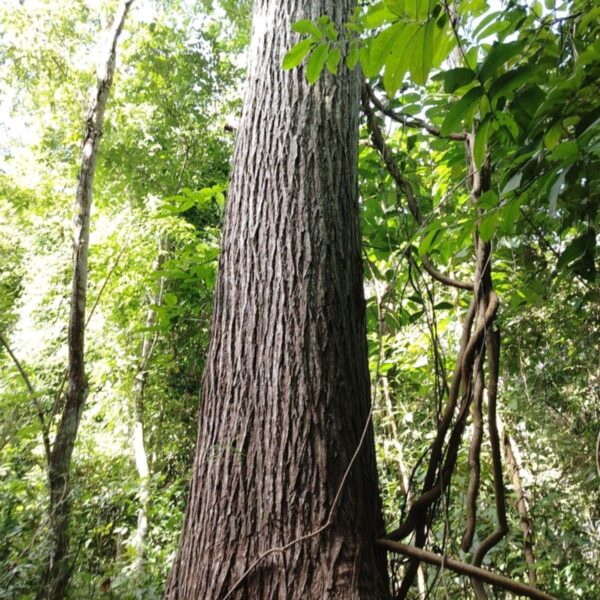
[40,2,134,598]
[165,1,389,598]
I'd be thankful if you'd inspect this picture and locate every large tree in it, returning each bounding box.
[166,0,389,598]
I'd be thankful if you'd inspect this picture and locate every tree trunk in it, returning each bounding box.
[381,376,426,597]
[165,1,389,598]
[40,2,133,598]
[498,418,536,587]
[131,246,165,581]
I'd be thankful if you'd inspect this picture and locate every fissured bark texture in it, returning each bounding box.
[165,1,389,598]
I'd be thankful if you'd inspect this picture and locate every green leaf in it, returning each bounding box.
[543,122,563,150]
[282,39,315,70]
[478,189,498,209]
[292,19,322,39]
[418,224,441,255]
[479,210,499,241]
[476,18,512,42]
[495,111,519,139]
[548,167,570,216]
[346,43,360,69]
[440,86,484,137]
[434,301,455,310]
[382,23,421,96]
[472,10,503,38]
[548,141,579,162]
[578,6,600,32]
[306,43,329,84]
[366,21,406,78]
[478,40,525,81]
[364,3,397,28]
[164,292,177,306]
[326,47,342,74]
[384,0,407,15]
[438,67,476,93]
[489,66,536,103]
[502,171,522,194]
[499,193,525,234]
[556,232,592,270]
[410,18,436,86]
[473,115,492,169]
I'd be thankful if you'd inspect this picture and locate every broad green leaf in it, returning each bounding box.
[472,10,502,37]
[543,122,563,150]
[418,225,441,255]
[364,3,397,28]
[578,6,600,33]
[282,39,314,70]
[478,40,525,81]
[366,21,406,78]
[548,167,570,216]
[383,22,421,96]
[437,67,476,93]
[489,66,536,103]
[434,301,455,310]
[440,86,484,137]
[502,171,522,194]
[478,189,498,209]
[164,292,177,306]
[306,43,329,84]
[384,0,407,15]
[556,232,592,270]
[499,193,526,234]
[476,18,512,41]
[324,22,339,41]
[292,19,322,39]
[479,210,499,241]
[549,141,578,162]
[410,17,436,86]
[417,0,436,20]
[432,14,455,66]
[326,48,342,74]
[346,43,360,69]
[473,115,491,169]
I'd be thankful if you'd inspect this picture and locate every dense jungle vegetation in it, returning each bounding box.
[0,0,598,598]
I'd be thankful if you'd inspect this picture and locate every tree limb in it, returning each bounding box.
[377,540,557,600]
[361,80,474,291]
[0,333,51,463]
[365,83,467,141]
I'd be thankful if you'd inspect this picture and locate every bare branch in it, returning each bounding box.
[377,540,557,600]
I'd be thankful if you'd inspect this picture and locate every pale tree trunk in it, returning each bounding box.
[381,378,426,598]
[40,2,134,598]
[165,1,389,598]
[131,245,165,581]
[498,417,536,587]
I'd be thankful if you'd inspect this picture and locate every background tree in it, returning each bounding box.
[41,2,134,597]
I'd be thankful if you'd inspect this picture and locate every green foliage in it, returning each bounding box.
[0,0,244,597]
[0,0,598,598]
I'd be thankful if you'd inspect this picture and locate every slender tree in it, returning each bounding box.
[131,242,165,580]
[40,2,134,598]
[166,1,389,598]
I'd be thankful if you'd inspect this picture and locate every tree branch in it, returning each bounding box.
[365,83,467,141]
[377,540,557,600]
[361,80,474,291]
[0,333,51,463]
